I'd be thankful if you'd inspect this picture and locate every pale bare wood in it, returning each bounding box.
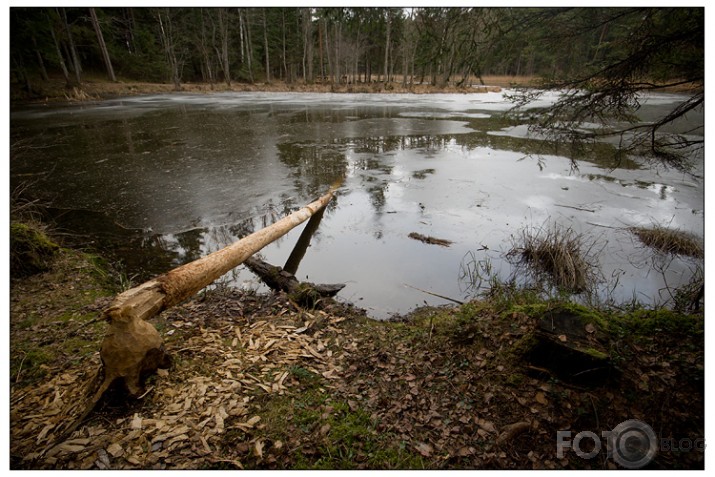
[60,187,338,439]
[107,187,337,322]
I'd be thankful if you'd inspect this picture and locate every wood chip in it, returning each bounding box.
[130,414,143,430]
[106,442,124,458]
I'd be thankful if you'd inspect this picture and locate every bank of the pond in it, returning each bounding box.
[10,75,523,105]
[9,225,704,470]
[11,75,701,106]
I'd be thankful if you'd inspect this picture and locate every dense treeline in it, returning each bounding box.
[10,7,703,91]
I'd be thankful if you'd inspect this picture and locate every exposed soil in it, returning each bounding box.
[9,243,704,470]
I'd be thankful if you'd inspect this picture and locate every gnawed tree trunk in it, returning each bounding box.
[63,187,337,436]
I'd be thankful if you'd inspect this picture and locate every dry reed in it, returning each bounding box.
[508,222,600,293]
[630,225,703,258]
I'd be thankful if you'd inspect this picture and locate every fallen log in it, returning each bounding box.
[245,256,345,307]
[60,186,338,440]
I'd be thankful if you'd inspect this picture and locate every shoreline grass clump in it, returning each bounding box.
[10,184,59,278]
[630,225,703,258]
[507,222,600,294]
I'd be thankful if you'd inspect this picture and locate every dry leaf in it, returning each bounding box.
[414,441,433,457]
[253,440,264,459]
[496,421,531,445]
[558,335,568,342]
[478,419,497,434]
[535,392,547,405]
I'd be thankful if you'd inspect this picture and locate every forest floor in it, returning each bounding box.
[9,230,705,470]
[10,74,533,105]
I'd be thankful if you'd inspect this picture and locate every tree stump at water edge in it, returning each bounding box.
[54,187,338,443]
[519,308,614,386]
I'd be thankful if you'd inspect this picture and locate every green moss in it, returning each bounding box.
[11,348,55,383]
[609,308,703,336]
[506,373,526,386]
[583,347,609,360]
[289,283,323,308]
[554,303,609,330]
[509,333,539,357]
[249,380,425,470]
[10,221,59,277]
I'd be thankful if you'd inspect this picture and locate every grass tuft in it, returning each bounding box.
[630,225,703,258]
[507,222,600,294]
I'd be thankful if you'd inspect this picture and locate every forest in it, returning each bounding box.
[10,7,703,93]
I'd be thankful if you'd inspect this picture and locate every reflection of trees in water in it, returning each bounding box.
[134,195,312,275]
[367,185,387,212]
[277,142,348,198]
[345,135,457,155]
[174,228,204,263]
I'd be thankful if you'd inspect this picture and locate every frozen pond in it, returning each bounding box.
[10,91,704,318]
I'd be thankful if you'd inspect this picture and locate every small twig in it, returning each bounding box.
[175,346,205,353]
[15,353,27,383]
[571,366,608,378]
[586,222,621,230]
[554,204,596,213]
[588,393,600,430]
[403,283,464,305]
[137,386,154,400]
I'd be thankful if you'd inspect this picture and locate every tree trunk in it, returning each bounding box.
[333,22,340,84]
[281,9,289,82]
[217,8,231,86]
[92,186,337,411]
[31,35,49,81]
[323,19,332,82]
[383,10,391,83]
[89,8,117,82]
[48,20,70,84]
[240,9,254,83]
[302,8,313,83]
[198,9,214,84]
[60,8,82,85]
[318,18,325,80]
[157,9,181,91]
[244,257,344,308]
[263,9,270,82]
[283,206,324,275]
[109,187,335,322]
[11,53,32,94]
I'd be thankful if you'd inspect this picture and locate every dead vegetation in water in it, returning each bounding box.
[630,225,703,258]
[507,222,601,294]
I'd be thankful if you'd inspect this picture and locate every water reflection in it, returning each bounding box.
[11,93,704,318]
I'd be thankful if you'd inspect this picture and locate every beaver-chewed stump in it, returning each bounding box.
[520,307,615,386]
